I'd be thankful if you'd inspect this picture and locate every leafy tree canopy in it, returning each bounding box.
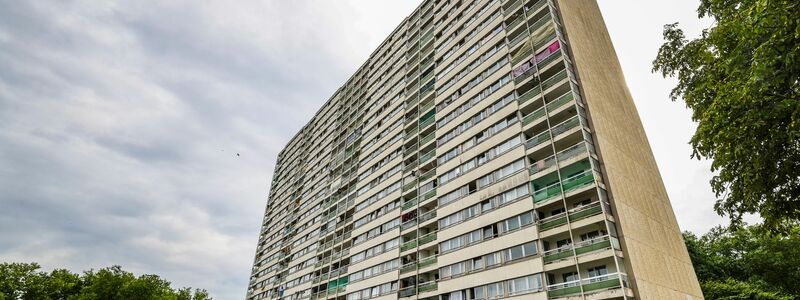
[684,223,800,299]
[0,263,209,300]
[652,0,800,232]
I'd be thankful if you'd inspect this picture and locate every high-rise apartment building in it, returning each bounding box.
[247,0,703,299]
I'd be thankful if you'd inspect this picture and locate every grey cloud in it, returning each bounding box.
[0,0,419,298]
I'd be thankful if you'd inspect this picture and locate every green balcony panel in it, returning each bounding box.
[561,170,594,193]
[547,285,582,298]
[533,184,561,202]
[421,189,437,201]
[418,232,437,245]
[418,282,437,293]
[545,91,574,112]
[574,239,611,255]
[401,240,418,251]
[541,70,568,91]
[517,86,541,104]
[582,277,621,292]
[420,150,436,163]
[526,131,552,149]
[568,204,602,221]
[420,132,435,145]
[539,215,567,230]
[523,107,546,125]
[551,116,580,137]
[400,263,417,274]
[418,256,437,268]
[543,249,572,263]
[399,287,416,298]
[402,198,418,210]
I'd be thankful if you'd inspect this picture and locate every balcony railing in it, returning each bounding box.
[533,181,561,203]
[550,115,580,137]
[530,155,556,175]
[420,188,437,202]
[401,219,418,231]
[530,13,553,33]
[399,286,416,298]
[504,0,522,14]
[561,168,595,193]
[525,130,552,149]
[418,231,437,246]
[419,169,436,182]
[418,210,437,223]
[537,50,562,68]
[419,149,436,163]
[541,69,568,91]
[546,273,627,298]
[418,256,437,269]
[401,239,418,252]
[543,235,611,263]
[508,29,529,48]
[418,281,438,293]
[419,116,435,129]
[545,91,575,112]
[517,85,541,104]
[402,197,418,210]
[523,106,546,125]
[400,261,417,274]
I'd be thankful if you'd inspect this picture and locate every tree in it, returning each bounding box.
[0,263,210,300]
[652,0,800,232]
[683,223,800,299]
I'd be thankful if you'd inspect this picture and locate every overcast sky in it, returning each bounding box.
[0,0,720,299]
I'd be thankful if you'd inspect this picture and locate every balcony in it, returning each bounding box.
[522,105,546,126]
[402,197,418,211]
[419,149,436,164]
[418,210,437,223]
[400,261,417,274]
[419,132,436,146]
[530,155,556,175]
[419,115,435,129]
[539,201,604,233]
[526,130,552,149]
[420,188,437,202]
[401,219,418,231]
[546,273,627,298]
[550,115,581,137]
[537,50,562,69]
[560,168,596,193]
[518,85,542,104]
[512,47,533,65]
[529,14,553,34]
[418,256,437,269]
[543,235,612,263]
[508,29,529,49]
[401,239,418,252]
[504,0,522,15]
[546,91,575,113]
[403,179,418,192]
[399,286,416,298]
[541,69,568,92]
[419,169,436,182]
[418,231,437,246]
[418,281,438,293]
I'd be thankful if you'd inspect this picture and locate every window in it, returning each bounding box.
[587,265,609,280]
[487,282,503,298]
[505,245,524,261]
[563,272,579,282]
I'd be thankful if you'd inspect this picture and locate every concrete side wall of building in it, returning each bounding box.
[554,1,704,299]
